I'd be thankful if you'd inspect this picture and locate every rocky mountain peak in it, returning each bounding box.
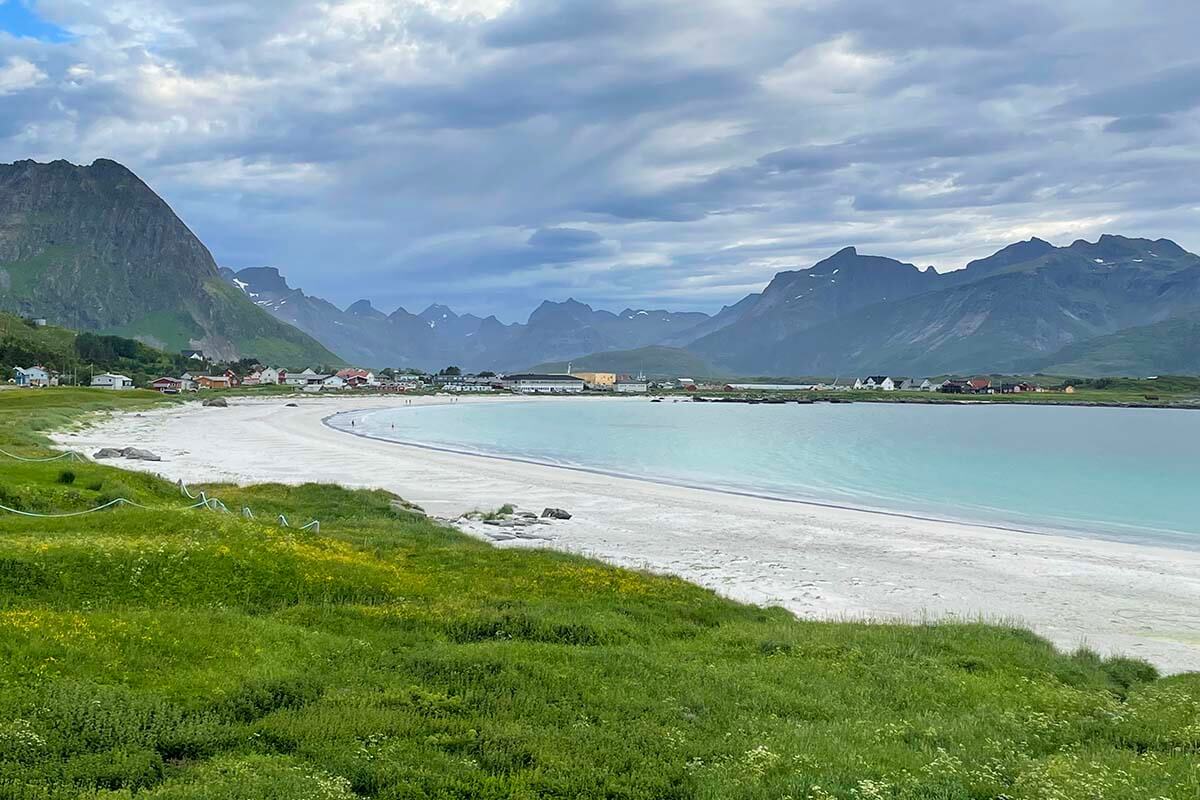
[346,299,384,318]
[233,267,291,293]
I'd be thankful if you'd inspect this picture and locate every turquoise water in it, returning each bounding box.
[329,399,1200,548]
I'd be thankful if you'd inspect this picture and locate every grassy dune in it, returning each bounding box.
[0,390,1197,799]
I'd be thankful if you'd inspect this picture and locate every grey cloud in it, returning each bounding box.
[1061,62,1200,117]
[1103,115,1172,134]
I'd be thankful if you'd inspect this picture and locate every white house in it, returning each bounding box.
[92,373,134,390]
[259,367,281,385]
[14,366,50,387]
[286,368,327,387]
[322,375,347,390]
[505,373,586,394]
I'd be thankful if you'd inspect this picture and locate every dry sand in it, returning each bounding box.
[54,394,1200,673]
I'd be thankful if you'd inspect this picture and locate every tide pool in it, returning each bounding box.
[329,399,1200,548]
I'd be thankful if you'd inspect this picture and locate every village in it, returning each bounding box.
[11,357,1068,398]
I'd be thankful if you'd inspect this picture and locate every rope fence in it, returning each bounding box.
[0,448,321,530]
[0,447,83,463]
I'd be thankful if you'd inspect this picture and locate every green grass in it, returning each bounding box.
[0,391,1197,799]
[104,312,204,353]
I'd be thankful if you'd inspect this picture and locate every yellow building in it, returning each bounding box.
[571,371,617,390]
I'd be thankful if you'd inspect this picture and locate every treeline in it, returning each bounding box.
[1,316,192,387]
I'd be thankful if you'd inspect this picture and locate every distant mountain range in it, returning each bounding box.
[220,265,715,371]
[0,159,338,365]
[227,235,1200,377]
[3,158,1197,376]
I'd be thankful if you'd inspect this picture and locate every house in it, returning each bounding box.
[897,378,924,391]
[180,349,206,361]
[150,377,184,393]
[179,372,197,391]
[967,378,993,394]
[223,369,241,387]
[572,371,616,390]
[504,373,586,394]
[14,366,50,387]
[939,379,970,394]
[196,375,231,390]
[31,318,47,327]
[259,367,281,385]
[323,375,347,390]
[91,373,134,390]
[675,377,697,390]
[444,375,496,392]
[859,376,895,390]
[285,368,328,387]
[336,368,377,387]
[615,377,649,393]
[1063,385,1076,394]
[1000,382,1041,394]
[242,372,262,386]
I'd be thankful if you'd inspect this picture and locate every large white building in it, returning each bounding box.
[504,374,586,394]
[91,373,134,390]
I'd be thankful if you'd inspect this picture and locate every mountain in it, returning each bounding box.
[472,299,710,369]
[529,346,716,378]
[689,236,1200,377]
[223,267,716,370]
[0,159,339,366]
[688,247,940,369]
[224,234,1199,376]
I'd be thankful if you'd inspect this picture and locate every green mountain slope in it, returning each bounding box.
[529,345,717,378]
[1032,313,1200,376]
[0,159,340,366]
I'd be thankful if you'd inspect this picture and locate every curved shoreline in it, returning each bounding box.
[53,395,1200,673]
[321,404,1198,553]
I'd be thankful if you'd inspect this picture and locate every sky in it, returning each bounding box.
[3,0,1200,321]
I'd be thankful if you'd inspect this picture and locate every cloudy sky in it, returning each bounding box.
[2,0,1200,320]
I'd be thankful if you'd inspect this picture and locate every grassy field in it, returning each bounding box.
[0,389,1197,799]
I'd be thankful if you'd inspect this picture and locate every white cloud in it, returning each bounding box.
[0,56,47,95]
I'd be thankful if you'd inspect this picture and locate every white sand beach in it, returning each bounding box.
[55,395,1200,673]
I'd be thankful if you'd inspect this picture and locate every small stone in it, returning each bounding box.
[541,507,572,520]
[202,397,229,408]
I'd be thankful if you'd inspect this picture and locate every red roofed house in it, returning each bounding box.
[335,368,376,388]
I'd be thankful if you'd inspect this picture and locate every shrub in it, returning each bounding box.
[57,469,76,485]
